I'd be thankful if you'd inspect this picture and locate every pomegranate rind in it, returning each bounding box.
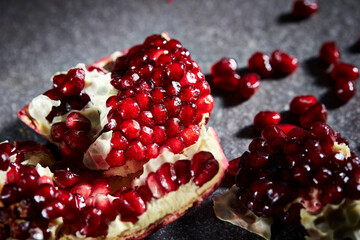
[213,186,272,240]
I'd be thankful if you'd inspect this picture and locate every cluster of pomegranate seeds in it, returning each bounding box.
[45,68,91,122]
[235,122,359,225]
[103,34,213,167]
[51,112,92,160]
[0,138,219,239]
[289,95,327,128]
[291,0,319,20]
[248,50,298,78]
[317,41,359,103]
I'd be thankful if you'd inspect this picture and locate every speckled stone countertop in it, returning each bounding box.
[0,0,359,239]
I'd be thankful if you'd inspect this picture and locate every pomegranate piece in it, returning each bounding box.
[330,62,359,82]
[253,111,281,131]
[270,50,298,75]
[238,73,261,99]
[289,95,317,114]
[319,41,340,64]
[291,0,319,20]
[248,52,273,78]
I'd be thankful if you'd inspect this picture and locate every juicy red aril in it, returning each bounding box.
[178,103,197,126]
[164,97,182,117]
[51,122,68,142]
[126,141,145,160]
[114,189,146,220]
[110,131,129,150]
[335,79,356,102]
[210,57,237,76]
[120,120,141,140]
[157,163,179,192]
[139,126,154,145]
[331,62,359,82]
[299,103,328,128]
[78,206,102,236]
[153,126,167,144]
[179,85,200,102]
[166,61,185,81]
[238,73,261,99]
[248,52,273,78]
[63,131,92,152]
[277,124,297,134]
[71,183,93,200]
[1,183,20,205]
[290,95,317,114]
[119,98,140,119]
[194,158,219,187]
[145,143,159,159]
[319,41,340,64]
[59,68,86,96]
[151,104,168,125]
[146,173,166,198]
[0,142,17,170]
[17,173,40,197]
[105,149,125,167]
[211,73,240,92]
[174,160,191,184]
[165,118,183,138]
[66,112,91,132]
[165,137,185,154]
[291,0,319,19]
[33,184,56,205]
[181,125,200,147]
[253,111,281,131]
[41,200,65,219]
[196,80,211,96]
[196,94,214,117]
[270,50,298,75]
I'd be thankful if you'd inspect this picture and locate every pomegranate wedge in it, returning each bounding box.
[13,33,228,239]
[214,122,360,240]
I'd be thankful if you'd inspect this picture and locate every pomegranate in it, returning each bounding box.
[214,122,360,239]
[15,33,228,239]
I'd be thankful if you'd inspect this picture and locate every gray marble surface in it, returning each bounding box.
[0,0,359,239]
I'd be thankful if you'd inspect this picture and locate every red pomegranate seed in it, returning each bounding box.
[136,185,153,203]
[166,61,185,81]
[92,179,111,196]
[291,0,319,20]
[196,80,211,96]
[290,95,317,114]
[6,163,20,183]
[277,124,297,134]
[1,183,20,205]
[319,41,340,64]
[59,68,86,96]
[178,103,197,126]
[33,184,56,205]
[157,163,179,192]
[51,122,68,142]
[17,173,40,197]
[270,50,298,75]
[194,159,219,186]
[41,200,65,220]
[180,71,199,86]
[153,126,167,144]
[126,141,145,160]
[105,149,125,167]
[196,94,214,115]
[63,131,92,152]
[164,97,182,117]
[139,126,154,145]
[179,85,200,102]
[71,183,93,200]
[212,73,240,92]
[165,39,182,50]
[145,143,159,159]
[166,81,181,96]
[165,118,183,138]
[228,157,240,176]
[110,131,129,150]
[0,142,17,171]
[331,62,359,82]
[181,125,200,147]
[299,103,328,128]
[261,125,287,140]
[210,57,237,76]
[134,92,151,110]
[114,189,147,219]
[151,104,168,125]
[335,79,356,102]
[78,206,102,236]
[165,137,185,154]
[120,120,141,140]
[253,111,281,131]
[118,98,140,119]
[137,111,155,127]
[238,73,261,99]
[191,152,214,176]
[174,160,191,184]
[248,52,274,78]
[52,74,66,88]
[146,173,166,198]
[152,87,166,104]
[66,112,91,132]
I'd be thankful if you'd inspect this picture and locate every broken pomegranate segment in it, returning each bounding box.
[19,33,218,177]
[15,33,228,239]
[214,122,360,239]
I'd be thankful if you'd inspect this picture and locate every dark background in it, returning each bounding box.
[0,0,359,239]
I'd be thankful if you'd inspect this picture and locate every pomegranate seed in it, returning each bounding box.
[165,137,185,154]
[277,124,297,134]
[52,73,66,88]
[270,50,298,75]
[105,149,125,167]
[290,95,317,114]
[165,118,183,138]
[71,183,93,200]
[194,159,219,186]
[139,126,154,145]
[319,41,340,64]
[33,184,56,205]
[134,92,151,110]
[41,200,65,219]
[78,206,102,236]
[60,68,85,96]
[331,62,359,82]
[110,131,129,150]
[212,73,240,92]
[137,111,155,127]
[291,0,319,20]
[63,131,92,152]
[191,152,214,176]
[120,120,141,140]
[151,104,168,125]
[92,179,111,196]
[145,143,160,159]
[126,141,145,160]
[179,71,197,86]
[136,185,153,203]
[118,98,140,119]
[174,160,191,184]
[253,111,281,131]
[66,112,91,132]
[228,158,240,176]
[114,189,147,220]
[299,103,328,128]
[166,61,185,81]
[0,142,17,171]
[1,183,20,205]
[164,97,182,117]
[196,80,211,96]
[157,163,179,192]
[146,173,166,198]
[17,172,40,197]
[153,126,167,144]
[238,73,261,99]
[51,122,68,142]
[181,125,200,147]
[335,79,356,102]
[179,85,200,102]
[166,81,181,96]
[248,52,273,78]
[210,57,237,76]
[196,94,214,116]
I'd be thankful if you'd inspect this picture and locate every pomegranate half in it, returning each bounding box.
[10,33,228,239]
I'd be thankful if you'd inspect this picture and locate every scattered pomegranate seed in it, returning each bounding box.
[335,79,356,102]
[253,111,282,131]
[238,73,261,99]
[331,62,359,82]
[211,73,240,92]
[248,52,273,78]
[291,0,319,20]
[319,41,340,64]
[210,57,237,76]
[299,103,328,128]
[277,124,297,134]
[270,50,299,75]
[290,95,317,114]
